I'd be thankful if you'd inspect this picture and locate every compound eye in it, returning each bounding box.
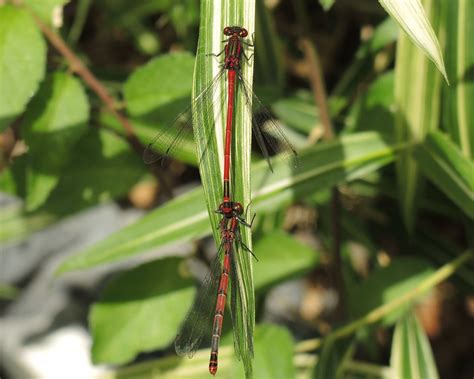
[234,203,243,215]
[240,29,248,37]
[223,27,230,35]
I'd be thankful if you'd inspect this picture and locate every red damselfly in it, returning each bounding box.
[143,26,298,176]
[175,200,255,375]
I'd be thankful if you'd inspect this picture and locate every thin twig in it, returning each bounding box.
[293,3,344,319]
[32,14,173,198]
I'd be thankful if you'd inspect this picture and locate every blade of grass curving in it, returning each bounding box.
[393,0,444,232]
[56,132,402,274]
[193,1,255,377]
[378,0,448,83]
[413,131,474,219]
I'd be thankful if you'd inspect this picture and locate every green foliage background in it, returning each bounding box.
[0,0,473,378]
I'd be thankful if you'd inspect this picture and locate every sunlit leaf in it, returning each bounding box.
[90,258,194,365]
[378,0,448,82]
[391,311,439,379]
[0,5,46,131]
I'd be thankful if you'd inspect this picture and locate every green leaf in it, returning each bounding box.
[393,0,444,232]
[102,324,293,379]
[0,5,46,131]
[23,0,70,25]
[272,91,320,134]
[124,52,196,165]
[231,324,295,379]
[90,258,194,365]
[346,71,394,134]
[0,128,145,243]
[22,72,89,211]
[0,283,19,300]
[57,131,401,274]
[442,0,474,160]
[391,311,439,379]
[253,231,319,289]
[314,337,354,379]
[319,0,335,12]
[413,131,474,219]
[317,251,473,350]
[348,257,435,325]
[378,0,448,82]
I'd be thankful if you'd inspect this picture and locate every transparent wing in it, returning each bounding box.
[143,69,226,165]
[229,236,254,362]
[175,242,224,357]
[237,71,299,171]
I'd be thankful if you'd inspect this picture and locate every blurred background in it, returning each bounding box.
[1,0,473,378]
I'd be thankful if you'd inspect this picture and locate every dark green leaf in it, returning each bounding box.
[22,72,89,211]
[0,5,46,131]
[90,258,194,365]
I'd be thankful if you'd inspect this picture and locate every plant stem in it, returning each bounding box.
[293,1,344,320]
[32,14,172,198]
[294,250,473,352]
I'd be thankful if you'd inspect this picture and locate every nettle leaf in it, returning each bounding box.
[378,0,448,82]
[124,52,196,165]
[90,258,195,365]
[0,5,46,131]
[22,72,89,211]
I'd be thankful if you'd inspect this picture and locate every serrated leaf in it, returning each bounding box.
[378,0,448,82]
[391,311,439,379]
[57,131,401,274]
[413,131,474,219]
[22,72,89,211]
[90,258,194,365]
[0,5,46,131]
[348,257,435,325]
[124,52,196,165]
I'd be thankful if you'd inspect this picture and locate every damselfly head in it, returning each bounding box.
[233,203,243,216]
[223,26,248,38]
